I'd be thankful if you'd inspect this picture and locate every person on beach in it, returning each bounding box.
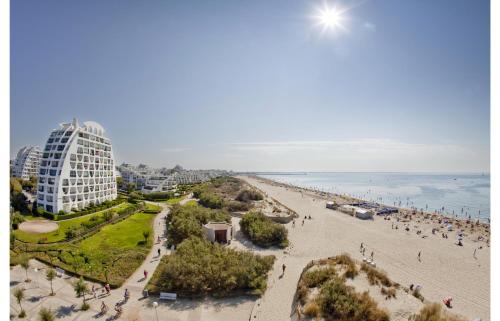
[282,264,286,275]
[473,248,477,259]
[302,219,304,226]
[292,220,295,228]
[418,251,421,262]
[360,243,364,252]
[370,251,374,261]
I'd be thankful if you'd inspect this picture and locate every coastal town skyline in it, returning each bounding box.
[11,0,490,172]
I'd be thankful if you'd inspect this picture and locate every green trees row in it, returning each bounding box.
[239,212,289,248]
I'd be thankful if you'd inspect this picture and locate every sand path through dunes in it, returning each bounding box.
[239,176,490,321]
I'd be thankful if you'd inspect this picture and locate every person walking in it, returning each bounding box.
[92,284,97,299]
[418,251,421,262]
[292,220,295,228]
[282,263,286,276]
[157,248,161,257]
[302,219,304,226]
[105,283,111,295]
[473,248,477,259]
[144,270,148,280]
[370,251,374,261]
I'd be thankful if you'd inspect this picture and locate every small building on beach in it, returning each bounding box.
[340,205,374,220]
[203,222,233,244]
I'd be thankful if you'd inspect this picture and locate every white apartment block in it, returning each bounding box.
[37,119,117,213]
[13,146,42,180]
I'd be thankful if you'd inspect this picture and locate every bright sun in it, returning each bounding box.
[314,3,348,34]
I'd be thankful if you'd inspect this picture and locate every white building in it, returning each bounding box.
[13,146,42,180]
[37,119,117,213]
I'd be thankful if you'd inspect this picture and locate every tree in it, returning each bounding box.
[20,256,31,282]
[128,191,142,203]
[73,277,88,308]
[116,176,123,188]
[126,182,136,193]
[46,268,56,296]
[13,287,25,318]
[143,230,150,243]
[38,307,55,321]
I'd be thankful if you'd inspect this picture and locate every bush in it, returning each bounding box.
[236,189,263,202]
[361,263,392,287]
[147,237,275,296]
[303,267,338,288]
[240,212,288,248]
[143,192,174,201]
[303,301,320,317]
[198,192,223,209]
[225,200,251,212]
[409,303,466,321]
[318,277,390,321]
[166,203,231,246]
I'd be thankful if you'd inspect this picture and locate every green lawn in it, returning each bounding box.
[14,210,157,287]
[144,202,162,212]
[165,197,184,205]
[13,202,134,243]
[79,212,155,250]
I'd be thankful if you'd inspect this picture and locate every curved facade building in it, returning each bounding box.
[13,146,42,180]
[37,119,117,213]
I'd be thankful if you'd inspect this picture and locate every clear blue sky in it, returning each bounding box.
[10,0,490,172]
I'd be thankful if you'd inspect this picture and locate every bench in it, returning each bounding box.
[159,292,177,301]
[55,267,65,277]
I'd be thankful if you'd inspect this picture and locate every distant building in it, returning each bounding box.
[13,146,42,180]
[37,119,117,213]
[116,163,231,193]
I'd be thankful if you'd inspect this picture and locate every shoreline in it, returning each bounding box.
[251,175,491,235]
[252,173,490,223]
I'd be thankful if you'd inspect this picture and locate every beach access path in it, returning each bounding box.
[235,175,490,321]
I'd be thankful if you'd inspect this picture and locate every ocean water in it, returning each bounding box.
[258,172,490,220]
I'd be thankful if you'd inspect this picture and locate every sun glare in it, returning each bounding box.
[314,3,348,35]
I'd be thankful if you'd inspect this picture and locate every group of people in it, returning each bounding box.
[359,243,373,261]
[99,287,129,316]
[292,214,312,228]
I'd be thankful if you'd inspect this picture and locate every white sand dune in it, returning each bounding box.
[236,176,490,321]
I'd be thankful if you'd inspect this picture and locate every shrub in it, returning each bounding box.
[412,287,424,302]
[409,303,466,321]
[143,192,174,201]
[334,254,358,279]
[318,277,389,321]
[303,301,320,317]
[303,266,338,288]
[240,212,288,248]
[166,203,231,246]
[198,192,223,209]
[361,263,392,287]
[147,237,275,296]
[236,189,263,202]
[225,200,251,212]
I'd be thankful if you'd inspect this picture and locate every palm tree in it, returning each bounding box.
[20,256,30,282]
[45,268,56,296]
[73,277,88,306]
[38,307,55,321]
[13,287,25,318]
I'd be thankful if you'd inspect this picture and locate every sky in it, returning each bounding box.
[10,0,490,172]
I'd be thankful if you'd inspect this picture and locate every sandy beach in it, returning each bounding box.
[236,175,490,321]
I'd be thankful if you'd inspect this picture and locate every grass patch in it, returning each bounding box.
[13,210,156,287]
[409,303,466,321]
[317,277,390,321]
[239,212,288,248]
[147,237,275,297]
[360,263,393,287]
[165,197,183,205]
[13,202,135,243]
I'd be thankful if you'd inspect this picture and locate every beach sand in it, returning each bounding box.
[235,175,490,321]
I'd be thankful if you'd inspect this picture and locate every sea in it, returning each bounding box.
[257,172,490,221]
